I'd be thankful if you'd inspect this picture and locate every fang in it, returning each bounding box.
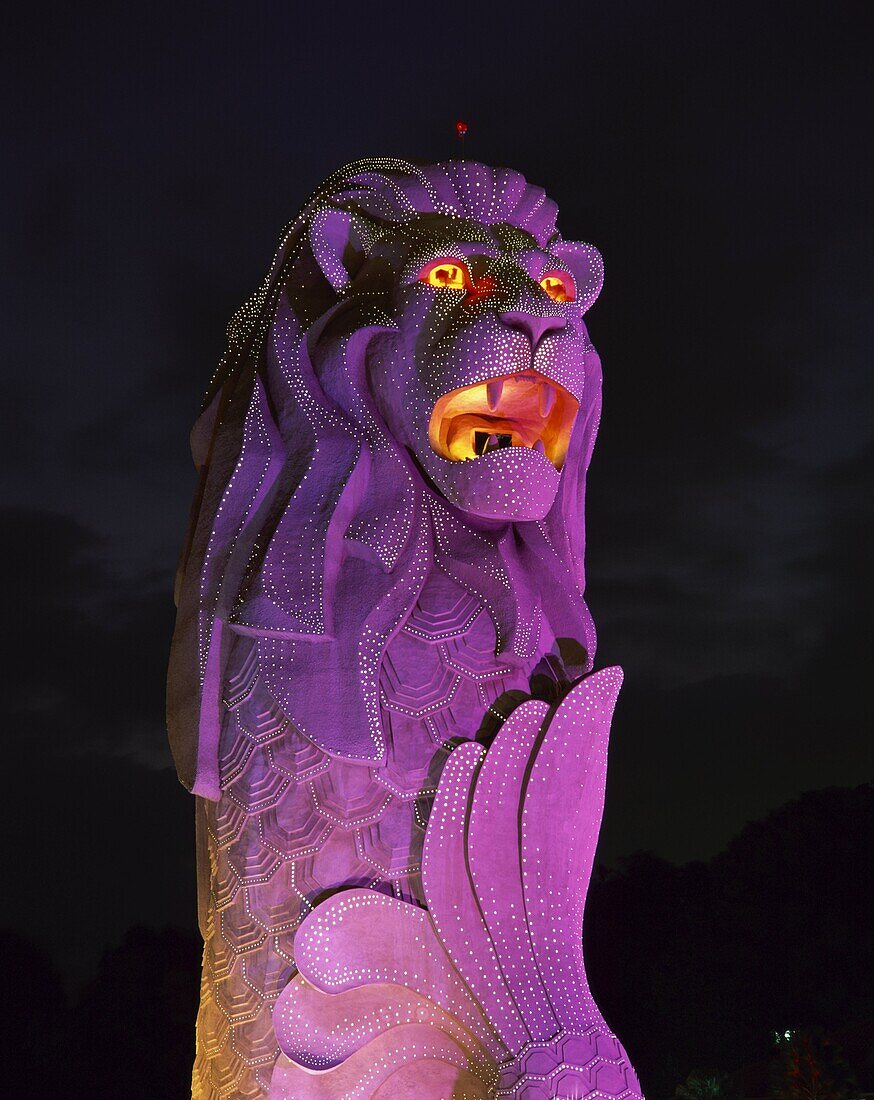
[487,379,504,411]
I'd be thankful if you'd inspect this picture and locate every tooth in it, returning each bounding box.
[486,434,499,452]
[539,383,555,417]
[487,379,503,411]
[533,439,545,454]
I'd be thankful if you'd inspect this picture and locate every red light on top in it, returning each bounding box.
[455,120,469,137]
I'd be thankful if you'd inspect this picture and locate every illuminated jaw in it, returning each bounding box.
[428,369,579,469]
[413,369,576,522]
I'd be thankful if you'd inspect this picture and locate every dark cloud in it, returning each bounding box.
[1,509,175,765]
[0,508,193,981]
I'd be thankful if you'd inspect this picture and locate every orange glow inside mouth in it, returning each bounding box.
[428,371,579,469]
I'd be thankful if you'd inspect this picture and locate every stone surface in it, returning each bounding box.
[168,159,640,1097]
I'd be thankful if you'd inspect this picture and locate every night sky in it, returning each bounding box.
[3,2,871,988]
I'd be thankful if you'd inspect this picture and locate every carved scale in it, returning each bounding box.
[196,570,543,1097]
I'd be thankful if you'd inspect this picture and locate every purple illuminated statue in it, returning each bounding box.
[168,159,643,1098]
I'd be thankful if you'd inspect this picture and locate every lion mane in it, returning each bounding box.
[168,158,602,799]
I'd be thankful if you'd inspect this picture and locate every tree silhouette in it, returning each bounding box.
[68,925,200,1099]
[674,1070,737,1098]
[0,928,74,1093]
[769,1030,857,1099]
[586,785,874,1097]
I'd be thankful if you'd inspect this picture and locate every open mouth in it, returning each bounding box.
[428,370,579,469]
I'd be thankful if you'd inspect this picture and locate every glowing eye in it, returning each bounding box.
[419,259,470,291]
[539,271,575,303]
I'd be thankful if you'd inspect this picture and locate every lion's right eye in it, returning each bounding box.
[418,259,471,290]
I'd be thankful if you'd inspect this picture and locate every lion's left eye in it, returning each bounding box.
[419,259,471,291]
[539,271,575,303]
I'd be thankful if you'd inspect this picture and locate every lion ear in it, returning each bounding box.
[309,208,370,290]
[551,241,604,313]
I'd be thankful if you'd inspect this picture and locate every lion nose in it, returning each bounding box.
[499,311,566,349]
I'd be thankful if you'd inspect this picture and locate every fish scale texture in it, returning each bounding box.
[194,569,531,1099]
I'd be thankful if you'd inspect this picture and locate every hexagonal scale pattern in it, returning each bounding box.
[231,1001,279,1067]
[206,1043,245,1096]
[257,779,332,858]
[403,582,482,641]
[440,602,514,680]
[211,849,240,911]
[231,1070,265,1099]
[242,942,294,1001]
[218,716,254,786]
[356,797,423,878]
[206,796,247,849]
[558,1031,598,1066]
[374,709,449,798]
[266,723,328,780]
[194,568,538,1097]
[427,675,497,744]
[205,929,236,983]
[595,1058,633,1094]
[245,864,306,933]
[197,997,230,1058]
[222,638,259,709]
[213,969,264,1023]
[235,678,289,746]
[291,827,379,910]
[497,1028,639,1098]
[380,629,460,716]
[225,746,289,813]
[220,895,268,953]
[310,761,392,828]
[521,1046,560,1076]
[226,828,281,885]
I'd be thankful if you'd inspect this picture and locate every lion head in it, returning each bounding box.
[168,159,605,798]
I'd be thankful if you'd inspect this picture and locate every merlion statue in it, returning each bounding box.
[168,158,643,1098]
